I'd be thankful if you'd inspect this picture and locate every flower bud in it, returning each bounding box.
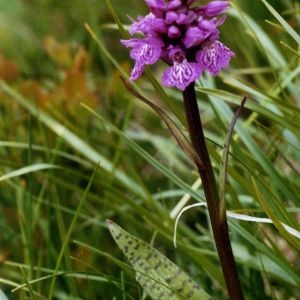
[202,1,230,17]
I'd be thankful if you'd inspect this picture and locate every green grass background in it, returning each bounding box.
[0,0,299,299]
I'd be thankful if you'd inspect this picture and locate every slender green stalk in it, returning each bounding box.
[26,114,33,280]
[47,167,97,299]
[182,82,244,300]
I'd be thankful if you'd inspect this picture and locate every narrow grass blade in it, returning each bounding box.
[81,103,205,203]
[229,7,286,67]
[47,167,97,299]
[230,221,300,285]
[121,78,203,169]
[0,289,9,300]
[251,177,300,249]
[174,202,300,248]
[0,80,146,199]
[0,141,93,168]
[280,41,300,58]
[105,0,129,38]
[219,97,247,219]
[107,220,211,300]
[19,266,38,300]
[227,211,300,240]
[0,164,59,182]
[261,0,300,44]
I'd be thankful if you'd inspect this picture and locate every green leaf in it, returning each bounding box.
[107,220,211,300]
[261,0,300,44]
[121,78,203,169]
[251,177,300,250]
[0,289,8,300]
[0,163,59,182]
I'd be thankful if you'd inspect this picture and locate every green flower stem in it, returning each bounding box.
[183,82,244,300]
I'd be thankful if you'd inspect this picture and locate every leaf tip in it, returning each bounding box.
[106,219,116,233]
[106,219,114,227]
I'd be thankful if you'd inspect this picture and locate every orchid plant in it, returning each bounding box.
[1,0,300,299]
[119,0,244,299]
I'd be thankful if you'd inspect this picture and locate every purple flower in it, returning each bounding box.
[121,37,163,80]
[196,40,235,76]
[162,60,202,90]
[128,13,167,35]
[162,48,202,90]
[183,20,218,48]
[122,0,234,91]
[196,1,230,17]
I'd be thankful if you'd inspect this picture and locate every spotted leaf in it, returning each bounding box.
[107,220,211,300]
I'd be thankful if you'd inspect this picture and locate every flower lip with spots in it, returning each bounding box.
[121,0,234,91]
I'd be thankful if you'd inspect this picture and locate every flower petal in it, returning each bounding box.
[161,60,202,91]
[145,0,166,17]
[183,20,218,48]
[122,37,163,81]
[145,0,165,8]
[129,13,167,35]
[130,63,145,81]
[196,41,235,76]
[201,1,230,17]
[122,37,163,65]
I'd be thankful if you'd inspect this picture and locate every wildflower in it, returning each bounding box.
[121,0,234,91]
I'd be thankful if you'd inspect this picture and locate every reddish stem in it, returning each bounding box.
[183,82,244,300]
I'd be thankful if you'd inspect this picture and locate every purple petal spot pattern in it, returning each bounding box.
[162,60,202,91]
[121,0,234,90]
[196,41,235,76]
[130,63,145,81]
[122,38,162,61]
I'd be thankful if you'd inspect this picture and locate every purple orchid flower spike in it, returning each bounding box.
[119,3,244,299]
[122,0,234,91]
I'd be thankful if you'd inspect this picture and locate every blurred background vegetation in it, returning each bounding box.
[0,0,299,299]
